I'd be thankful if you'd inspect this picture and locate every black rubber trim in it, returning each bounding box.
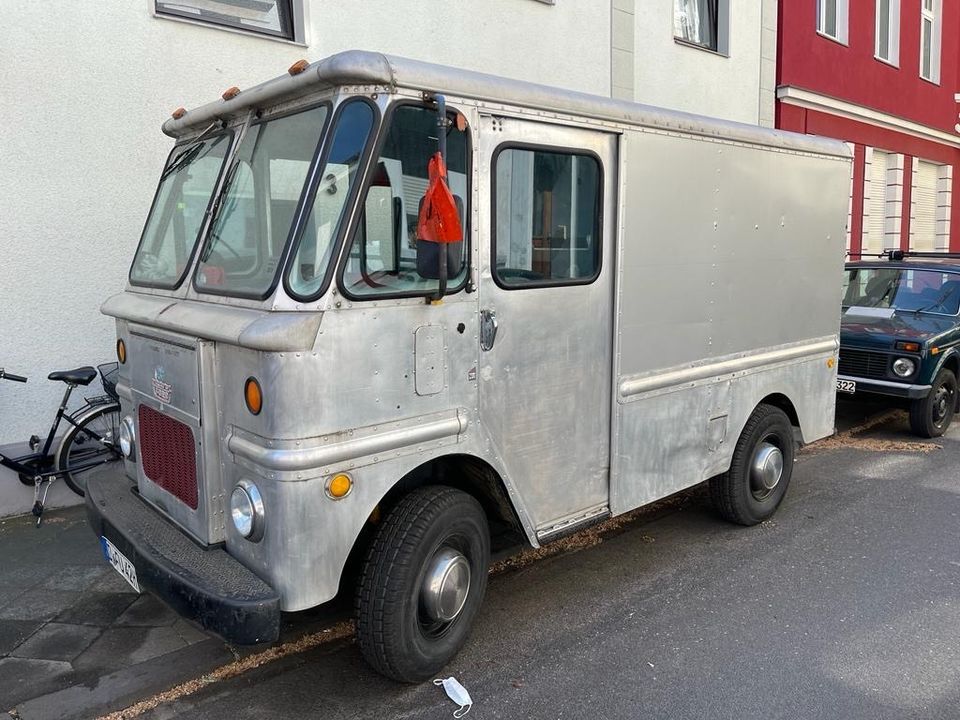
[85,466,280,645]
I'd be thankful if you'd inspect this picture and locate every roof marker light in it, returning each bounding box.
[222,86,241,101]
[171,107,187,120]
[288,59,309,76]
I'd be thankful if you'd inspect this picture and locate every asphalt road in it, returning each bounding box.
[139,403,960,720]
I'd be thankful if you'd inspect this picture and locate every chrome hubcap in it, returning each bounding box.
[420,547,471,623]
[750,442,783,496]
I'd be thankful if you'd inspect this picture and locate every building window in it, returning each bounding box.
[920,0,942,83]
[817,0,849,44]
[911,160,951,251]
[674,0,729,54]
[875,0,900,65]
[154,1,302,42]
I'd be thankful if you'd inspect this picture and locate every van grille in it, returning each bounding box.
[138,405,198,510]
[838,348,889,379]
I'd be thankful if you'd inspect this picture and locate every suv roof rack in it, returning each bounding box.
[846,250,960,262]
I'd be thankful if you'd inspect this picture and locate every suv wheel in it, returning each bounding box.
[909,368,957,438]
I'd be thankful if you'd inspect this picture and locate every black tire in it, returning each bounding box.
[355,485,490,682]
[55,402,122,497]
[909,368,957,438]
[709,404,796,526]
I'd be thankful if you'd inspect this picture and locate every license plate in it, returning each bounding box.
[836,379,856,394]
[100,536,141,593]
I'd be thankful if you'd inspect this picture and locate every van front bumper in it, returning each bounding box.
[85,466,280,645]
[838,374,931,400]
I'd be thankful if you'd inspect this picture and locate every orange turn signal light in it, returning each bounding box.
[244,377,263,415]
[327,473,353,499]
[222,86,241,101]
[896,341,921,352]
[931,346,941,355]
[116,339,127,364]
[288,59,309,76]
[171,107,187,120]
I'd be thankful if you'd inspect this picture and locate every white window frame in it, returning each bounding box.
[817,0,849,45]
[151,0,308,45]
[874,0,900,66]
[920,0,942,84]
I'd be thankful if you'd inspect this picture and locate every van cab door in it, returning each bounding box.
[476,115,617,539]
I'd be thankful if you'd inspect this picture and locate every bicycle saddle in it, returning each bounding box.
[48,367,97,385]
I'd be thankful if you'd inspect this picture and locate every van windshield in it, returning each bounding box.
[194,104,329,298]
[130,132,232,288]
[843,267,960,315]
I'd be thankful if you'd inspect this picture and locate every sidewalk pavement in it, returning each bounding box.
[0,506,234,719]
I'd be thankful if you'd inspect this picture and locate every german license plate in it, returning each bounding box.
[836,379,856,394]
[100,536,140,593]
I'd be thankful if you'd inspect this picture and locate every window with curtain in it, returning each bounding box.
[920,0,942,83]
[155,0,299,41]
[674,0,719,51]
[817,0,849,43]
[875,0,900,65]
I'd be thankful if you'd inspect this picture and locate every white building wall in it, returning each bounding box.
[0,0,610,516]
[629,0,776,126]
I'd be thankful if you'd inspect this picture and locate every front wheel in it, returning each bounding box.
[710,404,796,526]
[909,368,957,438]
[355,486,490,682]
[55,402,122,496]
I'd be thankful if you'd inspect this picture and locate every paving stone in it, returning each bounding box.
[39,566,110,592]
[0,589,80,622]
[11,623,102,662]
[0,619,43,656]
[171,618,212,646]
[0,656,74,709]
[0,563,58,590]
[91,565,139,593]
[72,626,189,674]
[114,593,180,628]
[54,592,137,627]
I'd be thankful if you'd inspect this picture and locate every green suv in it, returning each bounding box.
[840,251,960,437]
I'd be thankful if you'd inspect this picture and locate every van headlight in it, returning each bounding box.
[230,480,265,542]
[892,358,916,377]
[119,415,136,459]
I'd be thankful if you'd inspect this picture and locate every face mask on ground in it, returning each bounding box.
[434,676,472,718]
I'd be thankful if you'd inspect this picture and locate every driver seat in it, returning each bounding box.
[48,367,97,386]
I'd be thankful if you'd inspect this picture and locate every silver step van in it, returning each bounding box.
[86,50,851,681]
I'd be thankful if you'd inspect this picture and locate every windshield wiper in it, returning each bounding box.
[159,121,223,182]
[914,287,956,315]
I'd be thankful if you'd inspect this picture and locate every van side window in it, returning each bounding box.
[340,104,469,298]
[493,147,601,288]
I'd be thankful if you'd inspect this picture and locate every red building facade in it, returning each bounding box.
[777,0,959,255]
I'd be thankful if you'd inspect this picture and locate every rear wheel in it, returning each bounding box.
[710,404,796,526]
[55,402,122,496]
[355,485,490,682]
[909,368,956,438]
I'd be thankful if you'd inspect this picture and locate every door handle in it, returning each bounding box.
[480,309,498,351]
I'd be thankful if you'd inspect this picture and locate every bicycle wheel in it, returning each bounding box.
[55,402,122,497]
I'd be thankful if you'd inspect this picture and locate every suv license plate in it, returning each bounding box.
[100,536,141,593]
[836,379,856,394]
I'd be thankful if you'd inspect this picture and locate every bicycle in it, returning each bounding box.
[0,363,122,525]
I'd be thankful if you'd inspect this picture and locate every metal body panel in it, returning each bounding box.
[476,117,617,532]
[609,127,849,515]
[126,327,220,543]
[414,326,446,396]
[103,293,323,351]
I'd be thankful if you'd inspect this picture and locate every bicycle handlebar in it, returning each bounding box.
[0,369,27,383]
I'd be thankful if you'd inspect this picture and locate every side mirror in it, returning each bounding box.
[416,195,464,280]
